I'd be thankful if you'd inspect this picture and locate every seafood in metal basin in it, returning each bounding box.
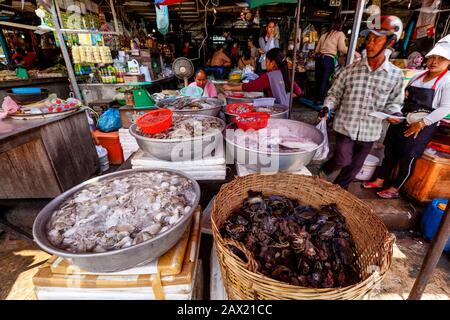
[135,115,223,140]
[220,191,360,288]
[158,97,223,111]
[46,171,197,253]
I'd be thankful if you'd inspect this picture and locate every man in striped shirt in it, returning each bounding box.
[318,16,405,189]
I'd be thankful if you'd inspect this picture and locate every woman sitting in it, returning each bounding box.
[238,48,256,70]
[223,48,301,107]
[188,69,218,98]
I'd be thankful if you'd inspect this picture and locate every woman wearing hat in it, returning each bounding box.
[363,35,450,198]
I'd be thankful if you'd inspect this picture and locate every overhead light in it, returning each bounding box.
[152,29,156,33]
[235,2,249,7]
[347,29,351,34]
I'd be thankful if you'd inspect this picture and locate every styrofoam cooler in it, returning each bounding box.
[356,154,380,181]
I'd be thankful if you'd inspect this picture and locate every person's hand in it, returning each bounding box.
[318,107,329,121]
[387,117,403,124]
[258,48,264,54]
[404,120,425,139]
[223,84,233,91]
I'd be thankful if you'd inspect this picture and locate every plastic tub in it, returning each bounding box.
[234,112,270,131]
[356,154,380,181]
[11,87,42,94]
[422,199,450,252]
[92,130,124,165]
[136,109,173,134]
[253,97,275,107]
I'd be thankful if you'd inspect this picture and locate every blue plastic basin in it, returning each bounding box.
[11,87,42,94]
[421,198,450,252]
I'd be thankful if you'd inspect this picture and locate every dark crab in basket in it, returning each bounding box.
[220,191,360,288]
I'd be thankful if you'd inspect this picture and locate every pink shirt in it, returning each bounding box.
[188,81,218,98]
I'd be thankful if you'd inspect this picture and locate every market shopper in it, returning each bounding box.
[210,46,232,67]
[237,48,256,70]
[258,20,279,72]
[362,35,450,198]
[318,16,405,190]
[223,48,301,107]
[248,37,258,61]
[188,69,218,98]
[314,20,348,105]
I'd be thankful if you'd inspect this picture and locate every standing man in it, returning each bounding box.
[318,16,405,189]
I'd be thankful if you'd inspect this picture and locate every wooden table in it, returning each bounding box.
[0,109,99,199]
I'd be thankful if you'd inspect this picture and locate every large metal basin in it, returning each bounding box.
[223,103,289,124]
[32,168,201,272]
[130,115,226,161]
[157,97,224,117]
[225,119,325,172]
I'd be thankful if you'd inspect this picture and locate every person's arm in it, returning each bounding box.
[274,38,280,49]
[323,66,348,111]
[222,52,231,65]
[206,82,218,98]
[383,75,404,115]
[337,32,348,55]
[258,37,265,54]
[423,83,450,125]
[294,82,302,96]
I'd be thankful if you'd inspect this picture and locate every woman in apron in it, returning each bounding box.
[223,48,301,107]
[362,35,450,198]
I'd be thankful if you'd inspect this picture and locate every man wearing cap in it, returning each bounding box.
[318,16,405,189]
[363,34,450,198]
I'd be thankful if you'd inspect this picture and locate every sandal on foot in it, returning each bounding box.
[376,189,400,199]
[361,181,383,189]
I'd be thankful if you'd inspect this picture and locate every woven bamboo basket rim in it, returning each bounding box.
[211,173,395,299]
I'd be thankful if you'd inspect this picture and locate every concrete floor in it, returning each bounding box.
[0,104,448,300]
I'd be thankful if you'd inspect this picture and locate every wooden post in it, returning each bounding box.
[288,0,302,119]
[408,200,450,300]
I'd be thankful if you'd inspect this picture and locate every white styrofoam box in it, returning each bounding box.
[210,244,227,300]
[235,162,312,177]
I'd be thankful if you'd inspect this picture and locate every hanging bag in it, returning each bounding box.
[313,118,329,161]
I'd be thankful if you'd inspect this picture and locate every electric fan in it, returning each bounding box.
[172,57,194,87]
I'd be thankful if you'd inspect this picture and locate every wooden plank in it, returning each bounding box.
[0,139,61,198]
[41,111,98,191]
[0,152,27,198]
[0,129,41,153]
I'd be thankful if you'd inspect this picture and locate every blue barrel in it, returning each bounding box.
[421,198,450,252]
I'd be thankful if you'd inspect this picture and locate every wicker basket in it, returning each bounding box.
[211,174,395,300]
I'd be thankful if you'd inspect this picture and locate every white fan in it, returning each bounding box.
[172,57,194,87]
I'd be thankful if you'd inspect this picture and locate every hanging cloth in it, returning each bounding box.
[155,5,169,35]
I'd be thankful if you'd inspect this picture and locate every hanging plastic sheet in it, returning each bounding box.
[155,5,169,35]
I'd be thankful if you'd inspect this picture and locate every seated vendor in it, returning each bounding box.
[238,48,256,70]
[188,69,218,98]
[223,48,301,107]
[210,46,231,67]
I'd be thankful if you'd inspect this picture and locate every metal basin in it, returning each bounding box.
[223,103,289,124]
[32,168,201,272]
[157,97,224,117]
[129,115,226,161]
[225,91,264,105]
[225,119,325,172]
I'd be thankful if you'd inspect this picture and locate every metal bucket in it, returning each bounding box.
[225,119,325,172]
[129,115,226,161]
[32,168,201,272]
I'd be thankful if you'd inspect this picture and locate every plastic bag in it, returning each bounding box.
[313,118,329,161]
[1,96,21,119]
[97,108,122,132]
[155,5,169,35]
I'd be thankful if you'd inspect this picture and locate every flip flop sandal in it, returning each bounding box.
[376,190,400,199]
[361,181,383,189]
